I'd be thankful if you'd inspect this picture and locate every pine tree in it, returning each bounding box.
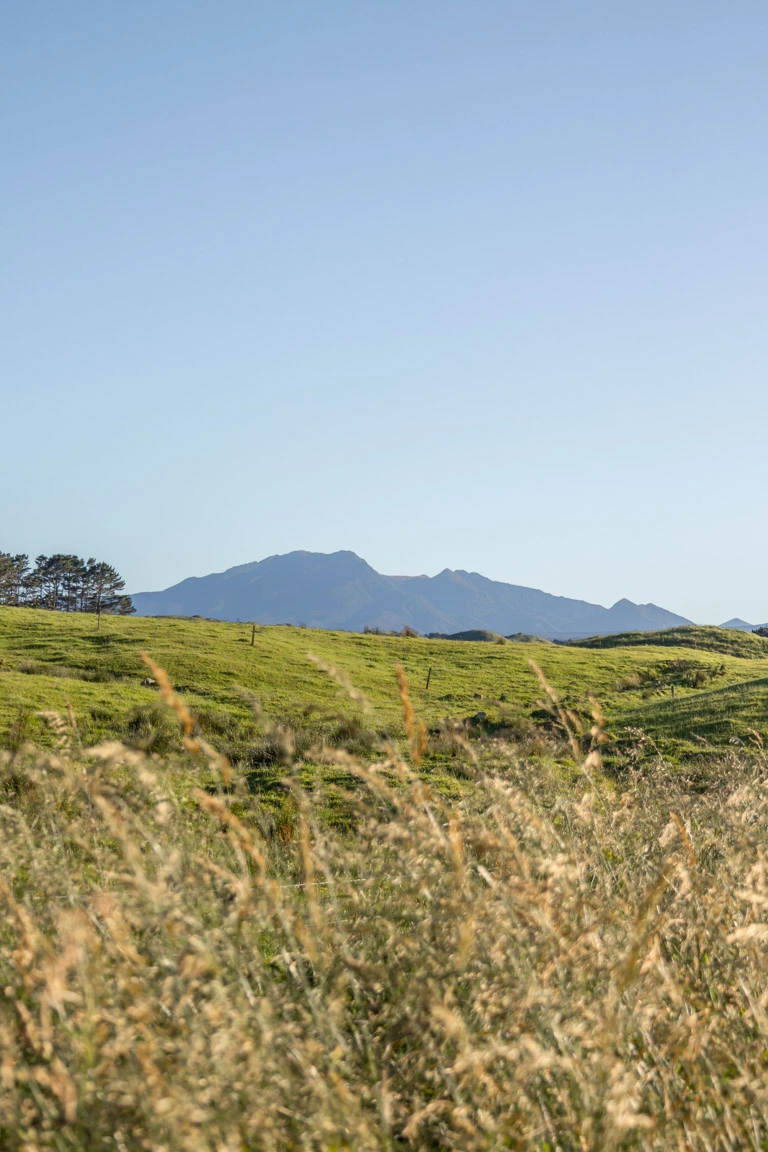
[0,550,134,617]
[0,553,29,606]
[23,555,50,608]
[83,560,135,622]
[60,555,87,612]
[27,555,83,611]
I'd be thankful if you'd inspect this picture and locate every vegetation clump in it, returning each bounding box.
[2,666,768,1149]
[616,658,726,693]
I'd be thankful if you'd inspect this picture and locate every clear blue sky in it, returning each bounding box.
[3,2,767,622]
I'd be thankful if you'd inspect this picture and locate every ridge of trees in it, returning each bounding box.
[0,552,134,617]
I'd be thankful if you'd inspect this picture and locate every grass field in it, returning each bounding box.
[4,634,768,1147]
[6,608,768,1147]
[2,607,768,766]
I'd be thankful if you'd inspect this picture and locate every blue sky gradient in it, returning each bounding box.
[3,2,767,621]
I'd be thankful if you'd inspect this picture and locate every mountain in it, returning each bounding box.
[721,619,756,631]
[131,550,693,639]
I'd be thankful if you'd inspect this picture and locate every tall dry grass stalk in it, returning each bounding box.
[2,668,768,1149]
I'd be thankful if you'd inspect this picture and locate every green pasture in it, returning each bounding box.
[2,607,768,763]
[619,676,768,751]
[572,624,768,659]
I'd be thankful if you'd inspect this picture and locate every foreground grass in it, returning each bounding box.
[3,608,768,763]
[3,670,768,1150]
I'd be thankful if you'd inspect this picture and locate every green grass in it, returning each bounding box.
[569,623,768,658]
[565,624,768,757]
[3,608,768,765]
[620,676,768,750]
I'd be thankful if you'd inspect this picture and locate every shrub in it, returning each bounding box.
[121,702,180,754]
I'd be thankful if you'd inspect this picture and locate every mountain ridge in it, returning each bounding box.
[130,550,693,639]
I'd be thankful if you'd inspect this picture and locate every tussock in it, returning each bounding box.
[2,669,768,1149]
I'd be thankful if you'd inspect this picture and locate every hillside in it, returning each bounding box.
[569,624,768,659]
[619,676,768,750]
[2,608,768,765]
[131,550,692,639]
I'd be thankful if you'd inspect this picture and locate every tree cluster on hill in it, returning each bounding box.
[0,552,134,616]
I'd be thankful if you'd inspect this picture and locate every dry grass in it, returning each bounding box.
[2,671,768,1149]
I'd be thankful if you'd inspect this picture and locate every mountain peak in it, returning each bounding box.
[721,618,756,631]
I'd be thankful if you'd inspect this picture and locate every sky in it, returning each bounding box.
[2,2,768,623]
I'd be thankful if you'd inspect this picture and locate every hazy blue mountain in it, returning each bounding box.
[721,618,756,631]
[131,550,693,639]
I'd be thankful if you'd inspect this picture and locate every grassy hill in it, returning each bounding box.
[619,676,768,750]
[568,623,768,659]
[3,608,768,765]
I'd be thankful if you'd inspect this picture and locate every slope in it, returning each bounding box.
[569,625,768,660]
[2,609,768,765]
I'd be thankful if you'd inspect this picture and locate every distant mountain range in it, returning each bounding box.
[131,551,697,639]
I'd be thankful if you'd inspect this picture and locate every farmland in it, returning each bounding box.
[2,607,768,767]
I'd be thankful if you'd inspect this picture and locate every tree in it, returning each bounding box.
[25,554,84,611]
[60,555,87,612]
[0,553,29,606]
[82,560,135,624]
[21,555,47,608]
[0,549,134,618]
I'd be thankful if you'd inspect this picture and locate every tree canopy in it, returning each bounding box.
[0,552,134,615]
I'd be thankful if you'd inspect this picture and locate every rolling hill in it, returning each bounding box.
[131,550,692,639]
[3,609,768,765]
[569,625,768,659]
